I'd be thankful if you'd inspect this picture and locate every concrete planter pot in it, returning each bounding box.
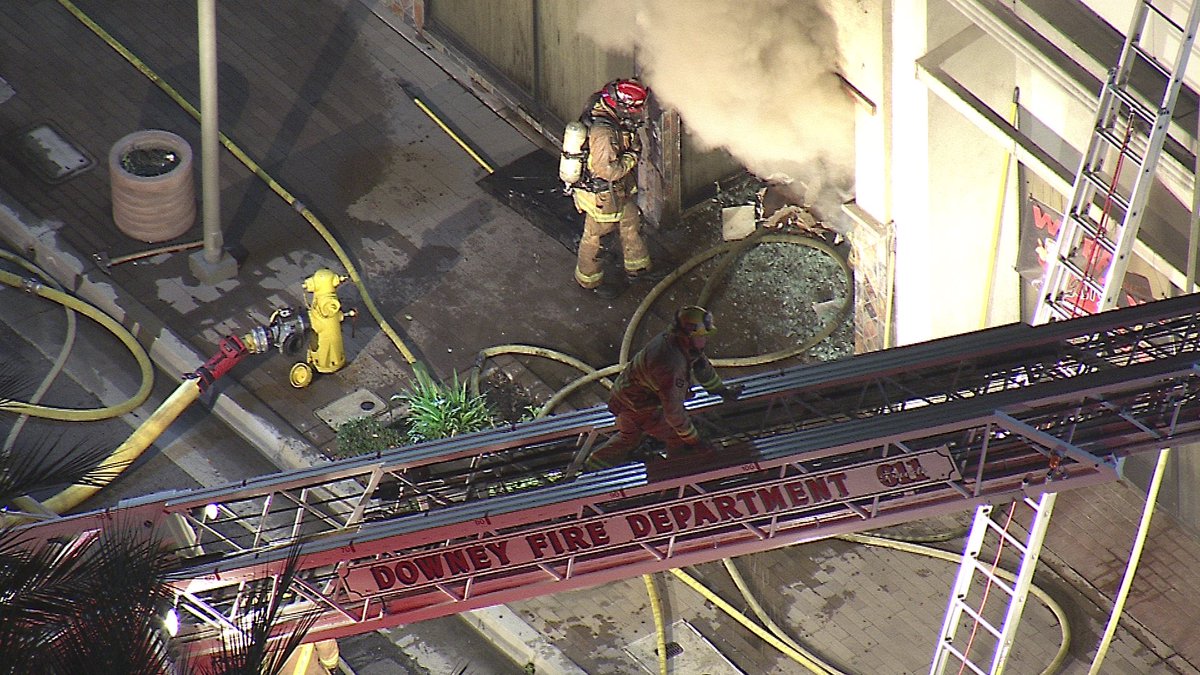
[109,129,196,243]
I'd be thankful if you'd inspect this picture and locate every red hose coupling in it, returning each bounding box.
[190,334,249,391]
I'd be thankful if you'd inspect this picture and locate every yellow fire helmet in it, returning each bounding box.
[676,305,716,337]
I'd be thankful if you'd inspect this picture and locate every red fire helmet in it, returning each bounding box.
[601,79,648,116]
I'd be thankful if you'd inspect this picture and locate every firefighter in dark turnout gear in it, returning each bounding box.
[587,306,743,470]
[570,79,652,290]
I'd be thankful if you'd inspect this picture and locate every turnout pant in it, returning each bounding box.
[574,204,650,289]
[587,405,693,468]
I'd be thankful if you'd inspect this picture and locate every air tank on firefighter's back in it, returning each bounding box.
[559,120,587,189]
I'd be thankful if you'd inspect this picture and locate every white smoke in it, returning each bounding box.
[579,0,855,210]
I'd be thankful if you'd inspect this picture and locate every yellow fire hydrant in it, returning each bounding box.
[290,268,355,388]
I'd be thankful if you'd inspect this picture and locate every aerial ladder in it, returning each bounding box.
[932,2,1200,673]
[13,294,1200,665]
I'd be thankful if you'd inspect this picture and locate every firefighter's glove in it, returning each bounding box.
[620,152,639,172]
[717,384,744,403]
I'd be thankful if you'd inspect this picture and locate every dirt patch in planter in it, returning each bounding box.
[479,369,541,425]
[120,147,181,177]
[708,239,853,364]
[643,176,856,372]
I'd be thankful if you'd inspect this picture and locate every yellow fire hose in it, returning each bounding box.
[1,251,77,453]
[839,532,1070,675]
[464,226,1074,673]
[0,258,175,525]
[642,573,669,675]
[504,231,853,417]
[722,556,845,674]
[1087,447,1170,674]
[39,379,201,518]
[0,268,153,422]
[7,0,431,537]
[670,566,835,673]
[41,6,1071,673]
[981,87,1020,329]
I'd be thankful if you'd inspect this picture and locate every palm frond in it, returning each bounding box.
[0,526,101,651]
[0,432,126,505]
[0,358,35,405]
[200,543,322,675]
[47,524,180,674]
[0,522,182,675]
[50,596,177,675]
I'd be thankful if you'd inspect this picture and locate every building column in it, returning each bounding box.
[889,0,933,345]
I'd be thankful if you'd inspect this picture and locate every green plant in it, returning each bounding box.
[518,403,543,423]
[486,475,549,497]
[401,368,494,443]
[334,416,405,458]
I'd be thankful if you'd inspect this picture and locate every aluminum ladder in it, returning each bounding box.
[1033,0,1200,323]
[933,2,1200,672]
[930,495,1057,675]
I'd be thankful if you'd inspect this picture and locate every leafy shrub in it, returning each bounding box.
[401,368,494,443]
[334,416,405,459]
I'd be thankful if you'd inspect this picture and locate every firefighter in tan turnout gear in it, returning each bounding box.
[587,306,743,470]
[564,78,653,290]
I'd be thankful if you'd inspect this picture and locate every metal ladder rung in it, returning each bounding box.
[1093,127,1147,166]
[1108,86,1158,124]
[1131,43,1176,80]
[984,519,1032,556]
[1079,171,1133,214]
[962,0,1199,666]
[1043,300,1084,321]
[1145,1,1186,34]
[952,601,1003,640]
[1064,212,1120,255]
[1055,259,1107,297]
[932,496,1060,674]
[1021,496,1043,510]
[963,560,1018,598]
[938,643,990,675]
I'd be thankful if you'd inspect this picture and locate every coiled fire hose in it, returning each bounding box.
[0,265,153,422]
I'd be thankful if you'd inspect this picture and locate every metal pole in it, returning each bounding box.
[1087,447,1171,674]
[198,0,222,264]
[1188,107,1200,293]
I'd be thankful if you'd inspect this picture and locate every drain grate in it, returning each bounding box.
[625,620,744,674]
[12,122,94,184]
[656,641,684,659]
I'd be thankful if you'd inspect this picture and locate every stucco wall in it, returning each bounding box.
[425,0,736,208]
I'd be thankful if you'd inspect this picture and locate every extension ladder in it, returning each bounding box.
[930,496,1057,675]
[934,2,1200,673]
[1033,0,1200,324]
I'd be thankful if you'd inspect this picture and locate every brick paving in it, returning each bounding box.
[3,2,1200,674]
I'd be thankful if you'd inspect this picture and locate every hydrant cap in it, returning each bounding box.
[304,268,343,294]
